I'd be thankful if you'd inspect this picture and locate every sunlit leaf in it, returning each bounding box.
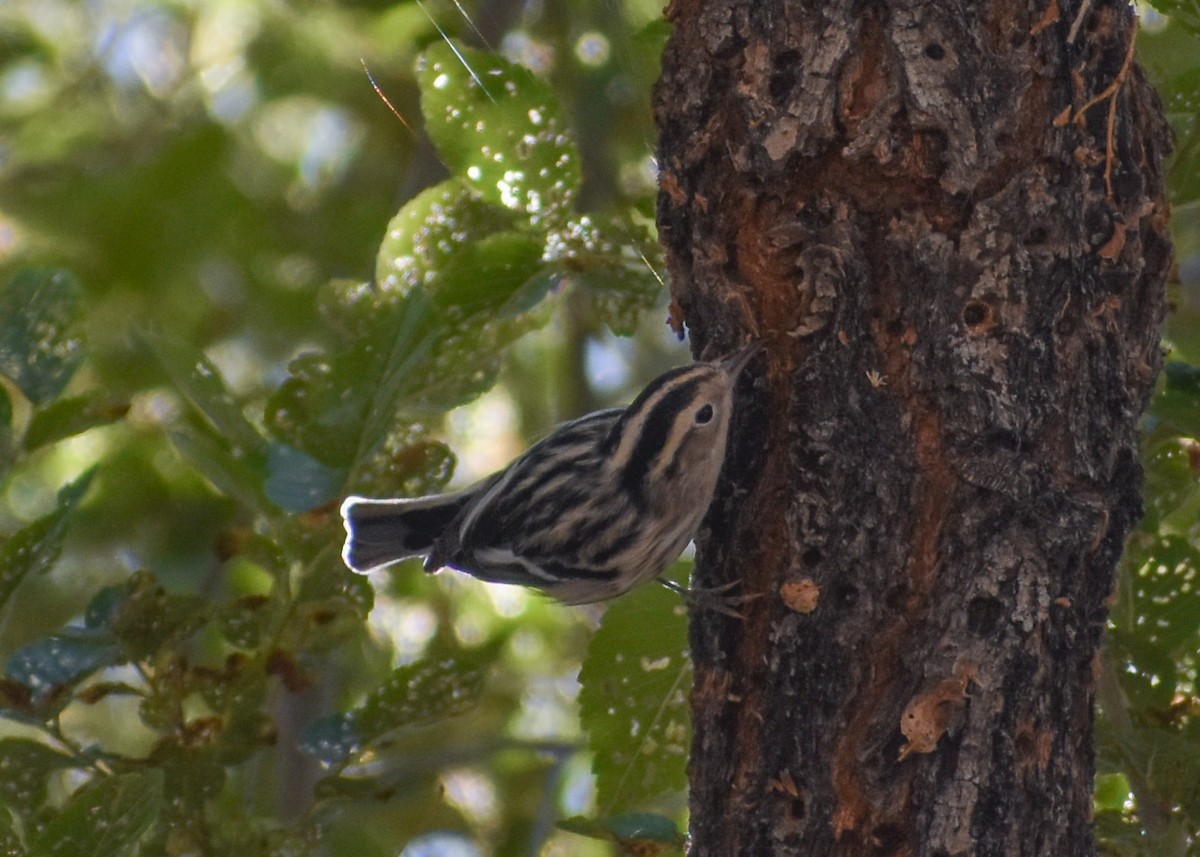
[578,570,691,812]
[417,41,580,223]
[29,771,162,857]
[299,654,488,766]
[24,394,128,452]
[0,268,84,406]
[552,215,665,335]
[0,469,94,614]
[1094,772,1132,813]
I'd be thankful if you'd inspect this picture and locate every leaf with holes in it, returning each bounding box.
[0,738,76,820]
[29,770,162,857]
[299,653,488,766]
[0,268,84,406]
[4,629,123,711]
[417,41,580,224]
[1127,536,1200,656]
[578,566,691,812]
[0,470,94,614]
[549,215,665,336]
[105,571,211,660]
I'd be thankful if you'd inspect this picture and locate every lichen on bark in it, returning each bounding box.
[655,2,1173,855]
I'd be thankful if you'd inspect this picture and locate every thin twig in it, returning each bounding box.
[1068,0,1093,44]
[1073,17,1138,199]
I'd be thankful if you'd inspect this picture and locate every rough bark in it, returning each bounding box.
[654,2,1172,856]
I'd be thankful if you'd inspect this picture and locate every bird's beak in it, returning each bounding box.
[721,339,766,377]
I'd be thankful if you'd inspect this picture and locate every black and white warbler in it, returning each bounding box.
[340,340,762,604]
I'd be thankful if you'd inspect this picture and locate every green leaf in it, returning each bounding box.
[376,183,527,306]
[552,215,665,335]
[416,41,579,223]
[1108,629,1178,712]
[0,805,24,857]
[0,268,84,406]
[345,427,454,500]
[299,654,488,766]
[29,771,162,857]
[0,738,76,819]
[24,394,128,452]
[558,813,684,852]
[1125,536,1200,656]
[141,332,265,453]
[4,629,123,709]
[0,469,94,614]
[1094,772,1132,813]
[0,384,12,475]
[266,286,436,467]
[263,442,346,513]
[106,571,211,660]
[578,571,691,812]
[216,595,274,649]
[272,182,567,470]
[1146,1,1200,36]
[1118,726,1200,811]
[165,421,268,510]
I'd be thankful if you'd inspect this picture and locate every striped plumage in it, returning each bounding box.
[340,341,761,604]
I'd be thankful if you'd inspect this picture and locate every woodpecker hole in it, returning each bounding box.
[870,822,909,856]
[962,300,993,330]
[924,43,946,60]
[967,595,1004,636]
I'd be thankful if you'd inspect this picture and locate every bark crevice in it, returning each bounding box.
[657,2,1171,855]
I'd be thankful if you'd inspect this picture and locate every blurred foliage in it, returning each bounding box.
[1,1,1199,856]
[0,1,676,855]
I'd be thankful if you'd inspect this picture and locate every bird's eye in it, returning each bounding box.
[694,404,715,425]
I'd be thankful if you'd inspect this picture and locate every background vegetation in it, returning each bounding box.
[0,1,1197,855]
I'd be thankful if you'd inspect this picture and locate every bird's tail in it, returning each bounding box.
[340,491,472,573]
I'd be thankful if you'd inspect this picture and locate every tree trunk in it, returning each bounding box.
[654,2,1172,855]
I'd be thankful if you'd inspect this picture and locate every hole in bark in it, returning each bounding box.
[885,318,904,336]
[770,52,800,100]
[962,300,991,329]
[924,42,945,61]
[802,546,822,567]
[985,429,1021,451]
[832,581,858,608]
[1028,226,1048,244]
[885,584,910,611]
[870,822,909,855]
[967,595,1004,635]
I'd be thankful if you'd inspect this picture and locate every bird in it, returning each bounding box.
[340,340,762,604]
